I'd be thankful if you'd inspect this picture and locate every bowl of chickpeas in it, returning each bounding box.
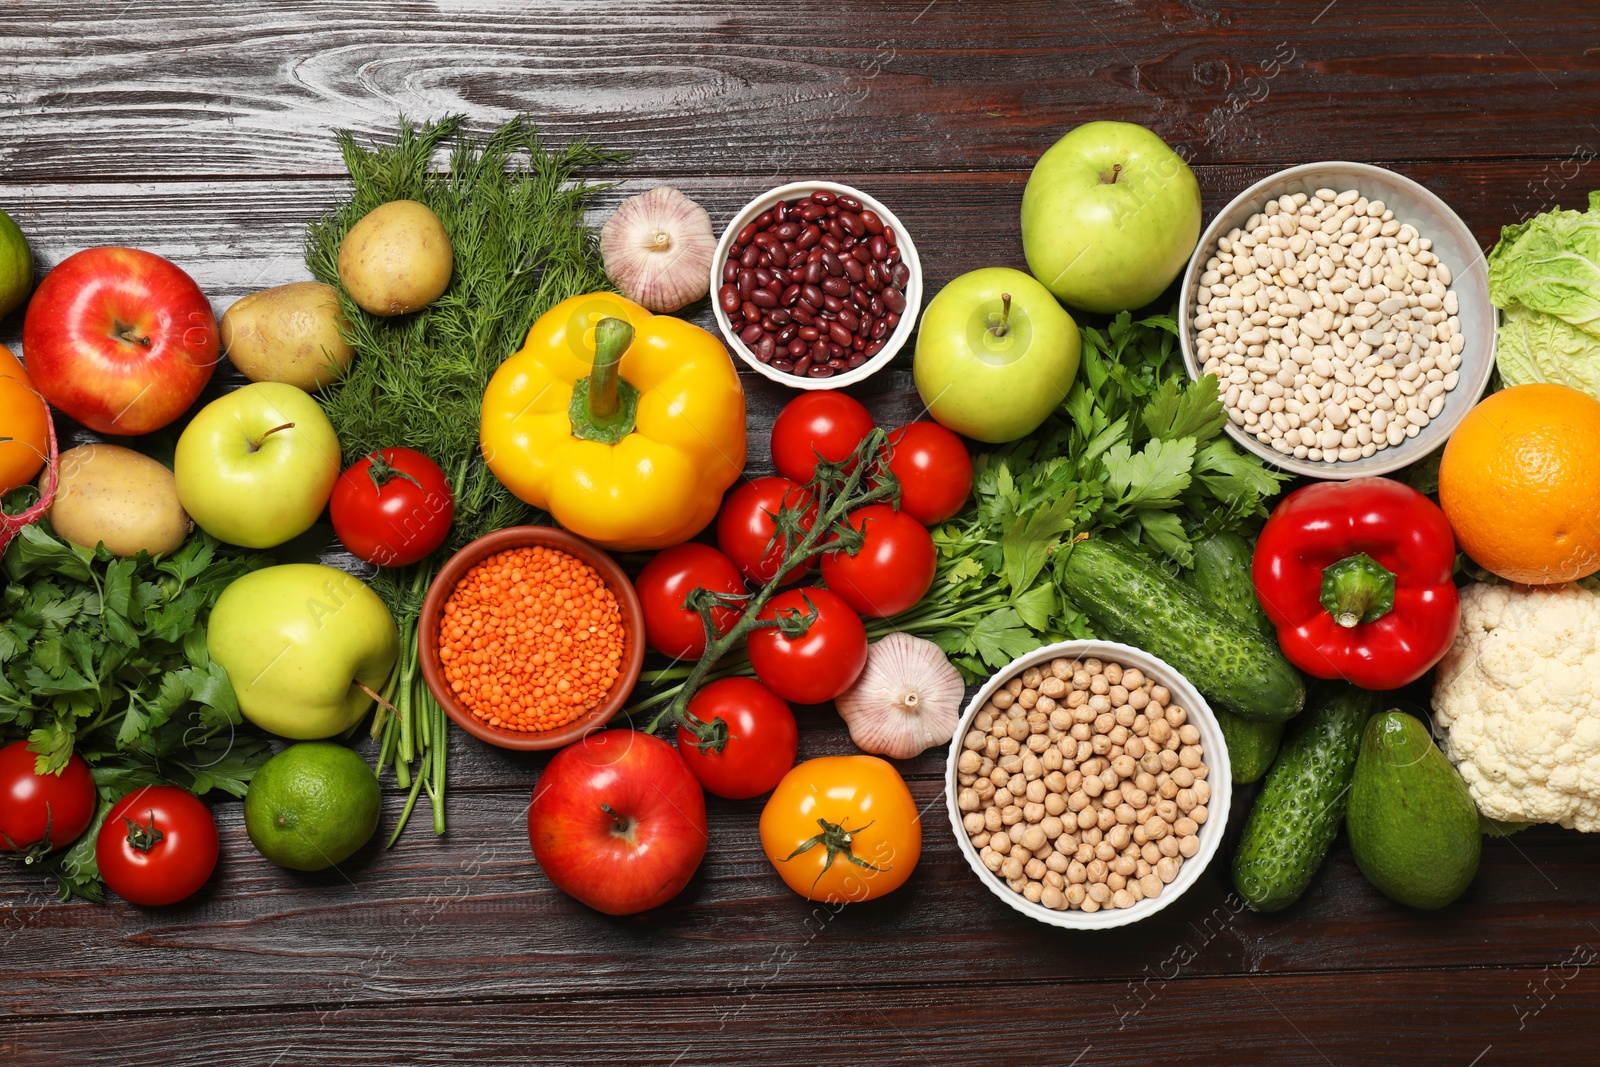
[945,640,1232,930]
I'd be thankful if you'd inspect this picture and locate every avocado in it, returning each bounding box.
[1346,710,1481,910]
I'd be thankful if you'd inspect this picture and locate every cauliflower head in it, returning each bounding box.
[1433,582,1600,831]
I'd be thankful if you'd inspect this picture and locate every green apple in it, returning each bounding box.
[913,267,1081,444]
[209,564,399,740]
[174,381,341,548]
[1021,121,1202,314]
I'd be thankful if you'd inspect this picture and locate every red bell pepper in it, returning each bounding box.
[1251,477,1460,691]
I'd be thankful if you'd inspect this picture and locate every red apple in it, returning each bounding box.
[528,729,708,915]
[23,247,219,436]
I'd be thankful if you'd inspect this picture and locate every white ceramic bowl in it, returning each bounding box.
[709,180,922,390]
[1179,161,1496,479]
[945,639,1232,931]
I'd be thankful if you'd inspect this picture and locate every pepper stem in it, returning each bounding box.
[1319,552,1397,628]
[568,318,641,445]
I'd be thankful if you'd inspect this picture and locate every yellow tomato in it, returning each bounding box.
[0,344,48,494]
[759,755,921,903]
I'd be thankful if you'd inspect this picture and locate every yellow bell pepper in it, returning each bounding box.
[481,292,747,551]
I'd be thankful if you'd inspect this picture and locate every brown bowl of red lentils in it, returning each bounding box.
[420,526,645,751]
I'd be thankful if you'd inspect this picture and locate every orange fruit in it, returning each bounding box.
[1438,383,1600,585]
[0,344,49,494]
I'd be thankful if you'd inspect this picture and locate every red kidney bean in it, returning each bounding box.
[721,190,912,379]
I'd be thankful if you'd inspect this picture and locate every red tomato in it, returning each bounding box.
[747,587,868,704]
[635,544,747,660]
[96,786,219,906]
[770,391,876,484]
[886,422,973,525]
[819,504,937,617]
[0,742,95,853]
[330,447,455,568]
[716,476,816,585]
[677,678,799,800]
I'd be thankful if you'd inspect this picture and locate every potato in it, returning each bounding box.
[337,199,453,317]
[221,281,353,391]
[50,444,192,558]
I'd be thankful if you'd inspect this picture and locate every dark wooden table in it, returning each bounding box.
[3,3,1598,1063]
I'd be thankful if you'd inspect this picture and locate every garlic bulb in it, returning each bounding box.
[836,633,966,759]
[600,186,715,312]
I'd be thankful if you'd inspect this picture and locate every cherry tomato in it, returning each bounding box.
[330,447,455,568]
[96,786,219,906]
[0,741,95,854]
[770,391,876,484]
[747,587,868,704]
[819,503,936,618]
[716,476,816,585]
[676,678,799,800]
[886,422,973,525]
[635,543,747,660]
[760,755,921,903]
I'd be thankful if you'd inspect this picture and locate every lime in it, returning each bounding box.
[244,742,381,871]
[0,210,32,320]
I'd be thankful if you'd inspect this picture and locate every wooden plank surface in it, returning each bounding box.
[3,0,1600,1063]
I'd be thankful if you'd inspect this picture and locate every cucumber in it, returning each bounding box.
[1059,537,1305,722]
[1191,531,1273,638]
[1191,531,1285,783]
[1232,682,1374,912]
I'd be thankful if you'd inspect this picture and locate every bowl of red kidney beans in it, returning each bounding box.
[710,181,922,389]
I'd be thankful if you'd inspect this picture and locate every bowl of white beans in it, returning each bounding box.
[945,640,1232,930]
[1179,161,1496,479]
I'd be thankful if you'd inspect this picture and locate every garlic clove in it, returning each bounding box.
[836,632,967,760]
[600,186,715,313]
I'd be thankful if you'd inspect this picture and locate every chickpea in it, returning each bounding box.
[1133,824,1148,846]
[1008,715,1032,739]
[1096,807,1117,832]
[1001,805,1024,826]
[1076,808,1097,830]
[1087,882,1112,905]
[1176,788,1197,813]
[1166,704,1187,728]
[1135,859,1152,880]
[1043,792,1068,817]
[1127,688,1151,712]
[1127,880,1145,904]
[999,736,1021,756]
[1007,875,1029,894]
[1107,872,1127,892]
[1001,855,1025,881]
[1174,816,1198,838]
[1006,677,1024,697]
[1139,873,1163,898]
[1148,718,1172,745]
[1041,746,1064,772]
[1067,860,1088,884]
[970,831,991,849]
[1024,858,1047,881]
[1111,755,1137,780]
[1093,840,1116,863]
[1170,766,1196,789]
[1088,694,1113,714]
[1090,674,1110,695]
[1158,835,1182,859]
[1090,734,1113,756]
[1081,897,1101,914]
[1081,826,1103,847]
[976,709,996,730]
[963,729,986,751]
[1017,825,1047,852]
[1083,658,1103,675]
[1070,722,1093,742]
[1179,746,1203,770]
[1155,798,1178,822]
[1109,721,1132,744]
[1018,881,1042,904]
[1178,723,1201,746]
[1156,856,1183,884]
[1076,740,1093,764]
[1145,817,1170,841]
[1065,883,1088,907]
[1041,885,1067,911]
[983,807,1003,833]
[1139,752,1164,775]
[1115,803,1138,826]
[973,779,996,800]
[984,737,1001,760]
[957,788,981,813]
[1125,737,1147,760]
[1109,685,1129,709]
[1159,750,1181,773]
[993,789,1014,808]
[1102,788,1124,810]
[1191,805,1209,826]
[1046,851,1070,874]
[1194,780,1211,805]
[1112,855,1136,877]
[1120,668,1144,690]
[1067,691,1091,713]
[958,750,982,776]
[1142,842,1162,865]
[1106,824,1132,850]
[1082,775,1104,799]
[1072,669,1092,689]
[1040,676,1067,700]
[1040,815,1065,840]
[1178,835,1201,859]
[1074,842,1095,864]
[992,688,1015,710]
[990,831,1013,855]
[1151,685,1170,706]
[1122,787,1149,809]
[981,848,1003,872]
[1023,802,1046,823]
[1051,658,1073,679]
[1132,713,1150,735]
[1112,888,1137,910]
[1193,763,1209,782]
[1020,753,1042,780]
